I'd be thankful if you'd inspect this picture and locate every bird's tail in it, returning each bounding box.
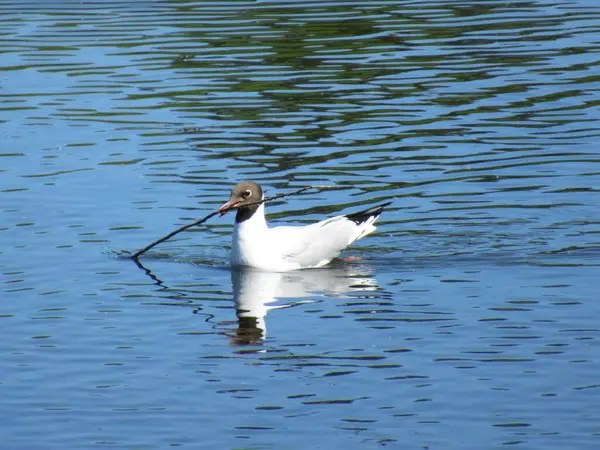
[345,201,392,241]
[345,201,392,225]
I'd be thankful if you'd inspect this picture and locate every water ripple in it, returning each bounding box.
[1,1,599,449]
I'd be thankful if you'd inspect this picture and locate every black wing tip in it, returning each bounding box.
[345,201,393,225]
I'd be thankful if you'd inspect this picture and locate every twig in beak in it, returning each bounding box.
[127,185,338,260]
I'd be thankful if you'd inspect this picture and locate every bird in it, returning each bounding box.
[218,181,391,272]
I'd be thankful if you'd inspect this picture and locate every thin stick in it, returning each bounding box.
[129,185,337,259]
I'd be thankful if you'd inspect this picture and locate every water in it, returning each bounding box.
[1,1,599,448]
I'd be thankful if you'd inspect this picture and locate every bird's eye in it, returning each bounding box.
[243,189,252,198]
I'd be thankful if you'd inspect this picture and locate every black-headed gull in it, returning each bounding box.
[218,181,391,271]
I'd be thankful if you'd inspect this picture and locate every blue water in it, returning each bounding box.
[1,1,599,449]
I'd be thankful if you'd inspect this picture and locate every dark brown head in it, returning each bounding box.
[218,181,264,222]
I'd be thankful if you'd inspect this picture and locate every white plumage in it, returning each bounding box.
[219,181,391,272]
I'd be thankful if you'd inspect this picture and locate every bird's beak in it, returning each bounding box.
[218,199,241,216]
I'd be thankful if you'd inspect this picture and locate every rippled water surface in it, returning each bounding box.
[2,1,600,449]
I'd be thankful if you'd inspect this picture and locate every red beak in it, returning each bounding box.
[218,199,240,216]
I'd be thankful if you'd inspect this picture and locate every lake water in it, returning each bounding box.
[1,1,599,449]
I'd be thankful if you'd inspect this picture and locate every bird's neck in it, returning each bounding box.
[233,203,268,235]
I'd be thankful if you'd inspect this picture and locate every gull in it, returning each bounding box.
[218,181,391,271]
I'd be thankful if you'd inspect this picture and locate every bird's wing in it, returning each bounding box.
[269,215,375,268]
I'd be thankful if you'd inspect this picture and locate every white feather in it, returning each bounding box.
[230,202,386,272]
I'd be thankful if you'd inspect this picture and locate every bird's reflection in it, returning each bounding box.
[230,261,379,345]
[128,255,379,347]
